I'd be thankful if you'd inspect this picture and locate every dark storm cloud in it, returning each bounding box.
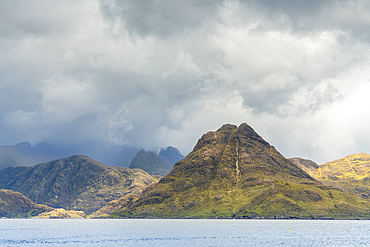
[99,0,224,37]
[0,0,370,164]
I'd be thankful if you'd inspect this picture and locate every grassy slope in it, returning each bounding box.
[112,124,370,219]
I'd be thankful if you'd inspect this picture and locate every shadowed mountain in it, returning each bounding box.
[291,153,370,199]
[112,123,370,219]
[129,150,173,176]
[0,142,183,170]
[0,189,53,218]
[0,155,155,213]
[158,146,184,167]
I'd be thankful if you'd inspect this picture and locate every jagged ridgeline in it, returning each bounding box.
[129,150,173,176]
[129,147,184,176]
[0,155,156,214]
[113,123,370,219]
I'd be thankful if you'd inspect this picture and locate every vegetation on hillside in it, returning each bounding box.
[291,153,370,199]
[112,124,370,219]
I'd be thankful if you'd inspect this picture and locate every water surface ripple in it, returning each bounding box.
[0,219,369,246]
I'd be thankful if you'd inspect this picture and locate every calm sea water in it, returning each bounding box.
[0,219,370,246]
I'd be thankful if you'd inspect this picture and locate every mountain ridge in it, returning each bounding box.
[112,123,370,219]
[290,153,370,199]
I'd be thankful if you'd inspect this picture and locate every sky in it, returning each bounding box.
[1,0,370,164]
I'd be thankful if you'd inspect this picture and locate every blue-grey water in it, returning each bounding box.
[1,219,370,246]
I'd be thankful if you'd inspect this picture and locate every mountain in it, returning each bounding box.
[0,189,53,218]
[291,153,370,199]
[0,141,139,169]
[158,146,184,167]
[112,123,370,219]
[0,155,156,213]
[129,150,173,176]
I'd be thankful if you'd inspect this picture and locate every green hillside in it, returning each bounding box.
[112,123,370,219]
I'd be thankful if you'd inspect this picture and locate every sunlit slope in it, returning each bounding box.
[300,153,370,199]
[112,124,370,219]
[0,189,53,218]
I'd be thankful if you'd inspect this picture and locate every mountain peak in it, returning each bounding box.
[113,123,370,219]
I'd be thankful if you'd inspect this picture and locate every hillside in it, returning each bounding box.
[112,123,370,219]
[0,155,156,213]
[291,154,370,199]
[0,189,53,218]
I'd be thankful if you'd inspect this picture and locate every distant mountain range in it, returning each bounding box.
[1,123,370,219]
[0,141,184,171]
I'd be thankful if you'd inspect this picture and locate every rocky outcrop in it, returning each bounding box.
[35,208,86,219]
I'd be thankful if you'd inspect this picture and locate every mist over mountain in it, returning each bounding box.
[128,146,185,176]
[129,150,173,176]
[0,141,184,169]
[158,146,185,167]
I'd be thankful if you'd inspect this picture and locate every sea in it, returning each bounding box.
[1,219,370,246]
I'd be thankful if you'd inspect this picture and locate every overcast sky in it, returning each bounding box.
[1,0,370,164]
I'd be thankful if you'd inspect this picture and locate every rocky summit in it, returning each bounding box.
[112,123,370,219]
